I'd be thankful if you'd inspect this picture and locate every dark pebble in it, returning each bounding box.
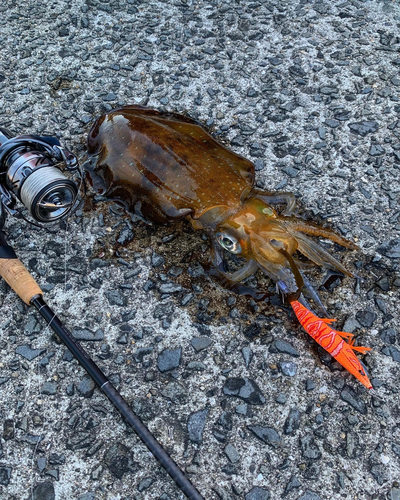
[223,377,265,405]
[151,252,165,267]
[224,443,240,463]
[298,491,323,500]
[381,345,400,363]
[138,476,154,492]
[241,346,253,368]
[3,419,14,440]
[103,443,138,479]
[284,475,301,495]
[0,466,11,486]
[377,239,400,259]
[369,144,385,156]
[31,481,55,500]
[191,337,212,352]
[306,379,316,391]
[161,381,187,404]
[134,347,153,363]
[245,486,270,500]
[157,347,181,372]
[41,382,58,396]
[247,425,282,448]
[15,345,46,361]
[348,121,379,136]
[104,290,127,307]
[356,310,376,328]
[273,339,300,357]
[243,322,261,340]
[300,434,322,460]
[340,386,367,414]
[284,408,301,435]
[380,328,396,344]
[77,375,96,398]
[187,409,208,443]
[72,328,104,341]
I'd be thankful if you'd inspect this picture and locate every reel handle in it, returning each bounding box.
[0,232,42,304]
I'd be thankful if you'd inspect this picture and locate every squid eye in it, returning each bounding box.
[216,233,242,254]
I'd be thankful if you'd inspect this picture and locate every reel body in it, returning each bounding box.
[0,129,80,223]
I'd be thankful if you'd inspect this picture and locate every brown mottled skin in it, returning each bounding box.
[87,105,358,292]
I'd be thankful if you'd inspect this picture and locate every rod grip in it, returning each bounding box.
[0,258,42,304]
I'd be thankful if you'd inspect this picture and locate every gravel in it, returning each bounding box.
[0,1,400,499]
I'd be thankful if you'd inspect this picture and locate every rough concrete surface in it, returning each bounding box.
[0,1,400,499]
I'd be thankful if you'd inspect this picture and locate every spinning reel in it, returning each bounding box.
[0,128,82,224]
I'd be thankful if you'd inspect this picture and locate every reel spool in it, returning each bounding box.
[0,128,81,223]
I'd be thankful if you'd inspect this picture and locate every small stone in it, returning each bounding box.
[133,347,152,364]
[41,382,58,396]
[369,144,385,156]
[340,386,367,415]
[305,379,316,391]
[158,282,183,294]
[191,337,212,352]
[138,476,154,492]
[161,381,187,403]
[248,425,282,448]
[224,443,240,463]
[72,329,104,341]
[157,347,182,372]
[103,443,137,479]
[377,239,400,259]
[37,457,46,473]
[284,408,301,435]
[342,317,361,333]
[245,486,270,500]
[217,411,233,431]
[0,466,11,486]
[241,346,253,368]
[187,409,208,443]
[103,92,117,101]
[104,290,127,307]
[279,361,297,377]
[298,491,322,500]
[325,119,340,128]
[223,378,265,405]
[300,434,322,460]
[77,375,96,398]
[276,393,287,404]
[151,253,165,267]
[356,310,376,327]
[16,345,46,361]
[274,339,300,357]
[381,345,400,363]
[284,475,301,495]
[380,328,396,345]
[31,482,55,500]
[348,121,379,136]
[3,419,14,440]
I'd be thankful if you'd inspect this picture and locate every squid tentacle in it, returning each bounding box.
[288,230,355,277]
[283,217,358,250]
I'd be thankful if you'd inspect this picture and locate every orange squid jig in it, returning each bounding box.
[290,300,372,389]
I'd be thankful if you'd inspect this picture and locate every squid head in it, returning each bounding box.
[195,195,358,294]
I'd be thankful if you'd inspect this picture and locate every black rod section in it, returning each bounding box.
[31,295,205,500]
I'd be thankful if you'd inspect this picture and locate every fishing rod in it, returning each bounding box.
[0,130,205,500]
